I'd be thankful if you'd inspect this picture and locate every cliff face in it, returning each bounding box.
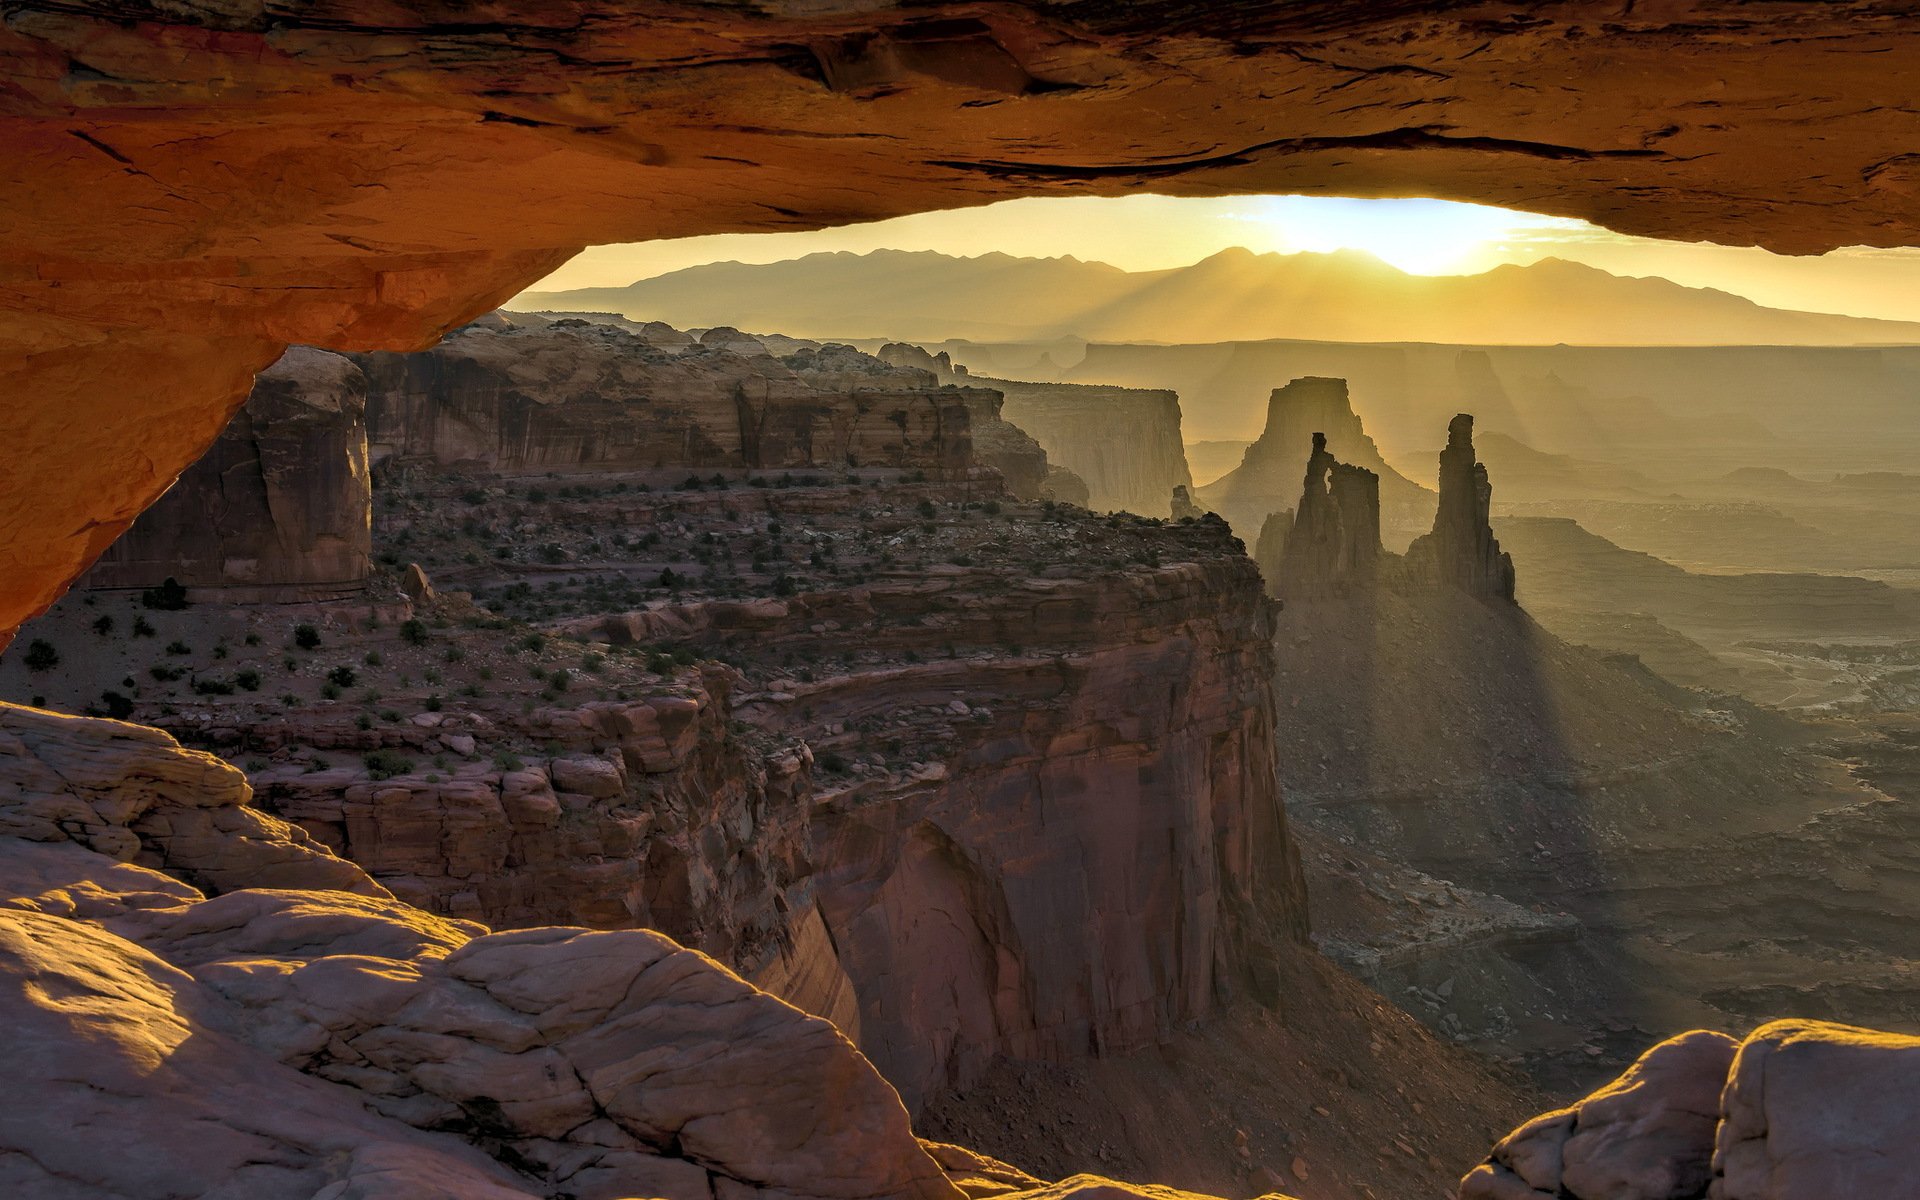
[357,317,973,476]
[73,458,1306,1120]
[1195,376,1431,547]
[1273,432,1382,599]
[85,347,372,600]
[1404,414,1516,602]
[985,378,1193,517]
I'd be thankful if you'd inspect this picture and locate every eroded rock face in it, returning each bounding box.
[85,346,372,600]
[1273,432,1381,599]
[358,317,972,476]
[1195,378,1430,545]
[986,379,1193,517]
[9,3,1920,636]
[0,707,1295,1200]
[0,702,382,899]
[1403,414,1517,602]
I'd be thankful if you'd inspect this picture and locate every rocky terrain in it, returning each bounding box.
[1255,443,1920,1113]
[1499,515,1920,709]
[1,327,1566,1199]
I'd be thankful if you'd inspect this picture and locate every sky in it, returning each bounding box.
[525,194,1920,324]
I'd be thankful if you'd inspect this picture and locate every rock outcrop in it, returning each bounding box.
[84,346,372,600]
[0,703,382,900]
[1404,414,1516,602]
[1195,378,1431,546]
[358,317,972,477]
[1464,1020,1920,1200]
[1272,432,1381,599]
[0,698,1311,1200]
[983,378,1193,517]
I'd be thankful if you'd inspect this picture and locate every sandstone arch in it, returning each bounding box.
[8,1,1920,636]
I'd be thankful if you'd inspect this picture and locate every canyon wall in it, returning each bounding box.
[1195,377,1433,548]
[358,316,973,476]
[983,378,1193,517]
[84,347,372,600]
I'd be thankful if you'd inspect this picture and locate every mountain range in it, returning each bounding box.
[514,247,1920,346]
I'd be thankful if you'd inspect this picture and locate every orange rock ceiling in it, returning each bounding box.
[7,1,1920,638]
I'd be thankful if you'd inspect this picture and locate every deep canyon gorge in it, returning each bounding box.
[12,5,1920,1200]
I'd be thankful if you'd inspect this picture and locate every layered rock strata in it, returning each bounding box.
[1464,1020,1920,1200]
[983,378,1193,517]
[0,701,1285,1200]
[84,346,372,600]
[35,466,1305,1117]
[359,317,973,477]
[1195,377,1431,546]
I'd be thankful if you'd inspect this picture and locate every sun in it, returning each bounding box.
[1235,196,1587,275]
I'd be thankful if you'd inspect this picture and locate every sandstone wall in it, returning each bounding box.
[985,379,1193,517]
[359,318,973,476]
[570,551,1303,1111]
[86,347,372,600]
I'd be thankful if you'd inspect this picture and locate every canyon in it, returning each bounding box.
[11,6,1920,1200]
[3,325,1550,1198]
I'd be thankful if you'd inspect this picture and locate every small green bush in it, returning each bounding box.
[140,577,190,611]
[293,624,321,650]
[363,749,414,780]
[22,639,58,671]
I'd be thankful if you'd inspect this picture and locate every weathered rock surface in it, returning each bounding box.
[1466,1020,1920,1200]
[1273,432,1381,599]
[1195,378,1430,545]
[358,317,972,476]
[85,346,372,600]
[9,2,1920,636]
[985,378,1193,517]
[1463,1030,1736,1200]
[1404,414,1516,602]
[0,703,382,899]
[0,702,1305,1200]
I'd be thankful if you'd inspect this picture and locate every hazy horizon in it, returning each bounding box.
[522,194,1920,327]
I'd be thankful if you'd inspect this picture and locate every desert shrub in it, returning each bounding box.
[363,749,414,780]
[400,619,429,646]
[364,650,384,667]
[140,577,190,611]
[493,751,525,771]
[164,640,192,656]
[356,713,374,731]
[424,695,444,712]
[818,751,849,774]
[192,677,235,696]
[132,616,156,638]
[292,623,321,650]
[149,663,186,682]
[92,615,114,636]
[320,682,342,700]
[327,665,357,688]
[96,691,134,720]
[442,645,464,664]
[22,639,58,671]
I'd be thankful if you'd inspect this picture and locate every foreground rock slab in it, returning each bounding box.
[1465,1020,1920,1200]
